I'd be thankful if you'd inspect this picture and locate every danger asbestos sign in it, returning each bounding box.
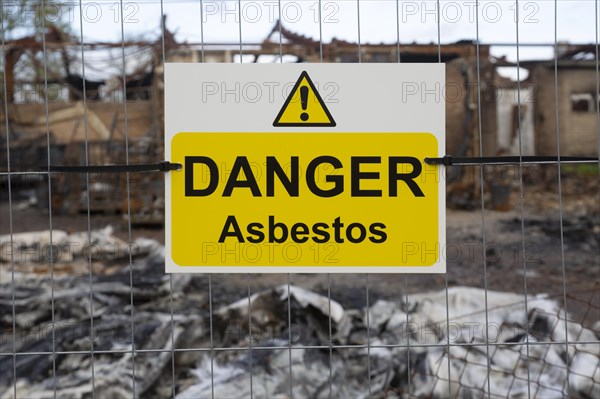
[165,64,445,273]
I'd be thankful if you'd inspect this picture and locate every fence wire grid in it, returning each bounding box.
[0,0,599,398]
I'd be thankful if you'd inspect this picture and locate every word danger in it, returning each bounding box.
[184,155,425,198]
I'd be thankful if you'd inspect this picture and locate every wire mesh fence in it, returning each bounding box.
[1,0,599,398]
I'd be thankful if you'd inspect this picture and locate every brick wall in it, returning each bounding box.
[533,65,598,156]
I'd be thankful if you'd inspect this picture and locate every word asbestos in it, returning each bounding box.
[184,155,426,245]
[219,215,387,245]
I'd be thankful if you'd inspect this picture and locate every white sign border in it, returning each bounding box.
[165,63,446,273]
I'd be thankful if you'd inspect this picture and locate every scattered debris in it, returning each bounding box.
[0,243,194,399]
[177,285,600,399]
[0,232,598,398]
[503,214,600,251]
[0,225,152,266]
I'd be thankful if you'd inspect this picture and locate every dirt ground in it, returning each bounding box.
[1,168,599,326]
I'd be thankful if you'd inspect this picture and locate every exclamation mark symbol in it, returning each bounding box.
[300,86,309,121]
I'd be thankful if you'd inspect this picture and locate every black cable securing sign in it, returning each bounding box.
[47,161,182,174]
[0,161,182,176]
[2,157,598,176]
[424,155,599,166]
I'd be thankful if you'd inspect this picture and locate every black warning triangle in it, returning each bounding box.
[273,71,336,127]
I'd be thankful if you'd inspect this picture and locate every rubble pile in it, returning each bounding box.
[0,228,193,398]
[178,285,600,399]
[0,226,157,276]
[0,229,598,398]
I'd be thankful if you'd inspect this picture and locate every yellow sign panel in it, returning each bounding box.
[170,132,439,268]
[273,71,336,127]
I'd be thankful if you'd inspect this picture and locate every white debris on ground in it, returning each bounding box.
[0,226,156,277]
[178,285,600,399]
[0,233,598,398]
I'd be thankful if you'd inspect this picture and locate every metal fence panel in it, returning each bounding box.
[1,1,599,398]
